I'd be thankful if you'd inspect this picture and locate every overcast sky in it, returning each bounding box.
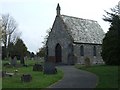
[0,0,119,53]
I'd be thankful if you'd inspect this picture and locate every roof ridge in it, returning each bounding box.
[60,14,104,44]
[61,14,97,22]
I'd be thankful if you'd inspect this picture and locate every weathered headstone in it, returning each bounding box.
[84,57,91,67]
[3,62,10,67]
[1,71,14,77]
[11,56,17,67]
[6,72,14,77]
[43,62,57,74]
[33,64,43,71]
[2,71,6,77]
[23,64,28,67]
[21,74,32,82]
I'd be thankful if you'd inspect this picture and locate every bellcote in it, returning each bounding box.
[56,3,61,16]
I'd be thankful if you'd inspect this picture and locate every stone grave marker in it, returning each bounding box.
[3,62,10,67]
[1,71,14,77]
[21,74,32,82]
[43,62,57,74]
[11,56,17,67]
[33,64,43,71]
[2,71,6,77]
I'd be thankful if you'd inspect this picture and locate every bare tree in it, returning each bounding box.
[0,20,3,60]
[0,29,2,41]
[0,14,21,57]
[0,20,2,43]
[1,14,18,47]
[10,29,21,44]
[0,20,3,47]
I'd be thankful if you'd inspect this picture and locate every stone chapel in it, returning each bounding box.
[46,4,105,65]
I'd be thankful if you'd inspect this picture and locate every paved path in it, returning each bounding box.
[49,65,98,88]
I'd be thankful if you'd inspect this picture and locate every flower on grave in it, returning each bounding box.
[14,70,18,73]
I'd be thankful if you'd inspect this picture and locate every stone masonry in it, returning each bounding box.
[46,4,105,65]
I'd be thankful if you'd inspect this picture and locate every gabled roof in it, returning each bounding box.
[61,15,105,44]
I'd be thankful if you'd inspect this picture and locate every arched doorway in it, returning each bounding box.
[55,43,62,63]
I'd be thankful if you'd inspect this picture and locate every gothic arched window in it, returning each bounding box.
[93,46,96,56]
[80,45,84,56]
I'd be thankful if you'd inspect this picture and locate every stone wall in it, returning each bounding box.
[74,44,104,65]
[47,15,104,65]
[47,16,73,64]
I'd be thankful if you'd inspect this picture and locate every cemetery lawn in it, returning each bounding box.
[75,64,119,88]
[2,60,64,88]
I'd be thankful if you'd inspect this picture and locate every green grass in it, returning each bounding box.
[75,64,119,88]
[2,60,64,88]
[0,78,2,89]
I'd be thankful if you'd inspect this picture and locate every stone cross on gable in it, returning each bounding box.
[56,3,61,16]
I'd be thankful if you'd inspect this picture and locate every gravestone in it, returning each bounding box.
[1,71,14,77]
[43,62,57,74]
[1,71,6,77]
[11,56,17,67]
[6,72,14,77]
[3,62,10,67]
[84,57,91,67]
[21,74,32,82]
[33,64,43,71]
[23,64,28,67]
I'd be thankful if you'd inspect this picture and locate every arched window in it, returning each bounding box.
[93,46,96,56]
[80,45,84,56]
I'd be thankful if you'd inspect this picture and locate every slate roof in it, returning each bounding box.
[61,15,105,44]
